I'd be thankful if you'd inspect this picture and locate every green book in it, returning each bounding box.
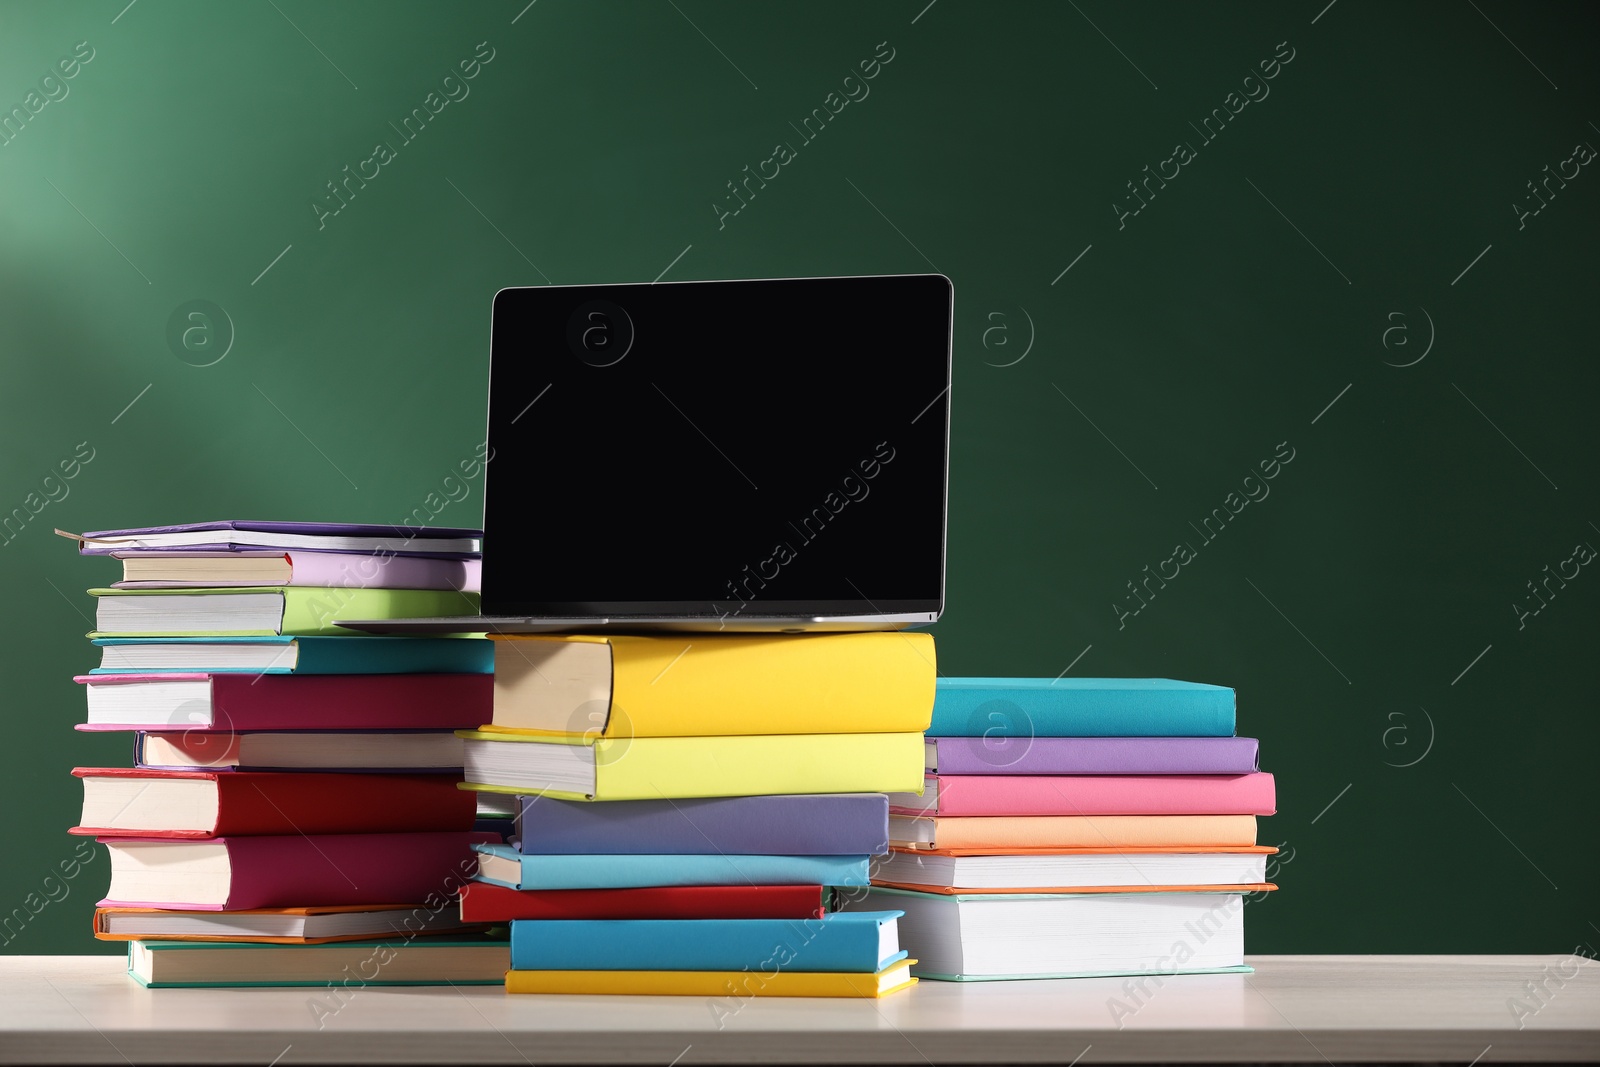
[128,937,509,988]
[87,586,479,637]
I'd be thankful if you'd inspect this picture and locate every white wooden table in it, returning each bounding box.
[2,955,1596,1063]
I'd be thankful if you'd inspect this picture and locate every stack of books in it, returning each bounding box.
[452,631,936,998]
[63,521,513,987]
[848,678,1276,982]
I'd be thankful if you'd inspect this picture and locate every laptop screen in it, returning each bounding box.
[481,275,952,618]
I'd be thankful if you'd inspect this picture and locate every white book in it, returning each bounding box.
[842,886,1247,980]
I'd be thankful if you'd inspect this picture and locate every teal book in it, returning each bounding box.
[509,912,906,972]
[929,678,1235,738]
[472,843,870,891]
[128,937,509,988]
[91,636,493,674]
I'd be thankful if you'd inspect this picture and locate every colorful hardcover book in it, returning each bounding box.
[930,678,1235,737]
[509,912,905,973]
[458,882,826,922]
[472,842,869,891]
[888,773,1276,818]
[848,886,1250,981]
[484,631,934,737]
[100,831,498,910]
[513,794,889,856]
[870,846,1277,892]
[128,937,507,987]
[72,768,475,838]
[458,730,925,801]
[91,635,493,674]
[111,551,482,592]
[72,520,481,557]
[891,814,1259,851]
[133,730,463,772]
[87,586,479,638]
[505,959,915,997]
[76,672,490,730]
[95,904,480,944]
[926,736,1259,775]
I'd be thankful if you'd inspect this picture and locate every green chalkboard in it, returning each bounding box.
[1,0,1595,957]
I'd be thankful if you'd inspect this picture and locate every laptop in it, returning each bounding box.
[342,273,953,634]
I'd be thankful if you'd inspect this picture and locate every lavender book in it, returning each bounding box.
[66,521,480,558]
[925,736,1259,775]
[514,794,890,856]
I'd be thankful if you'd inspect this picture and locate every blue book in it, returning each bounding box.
[509,912,906,973]
[513,794,889,856]
[91,636,493,675]
[471,843,869,891]
[930,678,1235,738]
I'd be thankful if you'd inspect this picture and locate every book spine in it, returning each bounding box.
[596,631,936,736]
[288,553,480,591]
[931,736,1260,775]
[221,832,493,910]
[514,794,890,855]
[920,773,1275,817]
[458,883,826,922]
[280,588,481,636]
[508,853,871,891]
[509,916,888,972]
[919,814,1260,850]
[595,732,925,800]
[928,686,1235,737]
[211,673,491,730]
[295,637,494,675]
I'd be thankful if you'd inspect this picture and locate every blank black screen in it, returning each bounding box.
[481,275,952,617]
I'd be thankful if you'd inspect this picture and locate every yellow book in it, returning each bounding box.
[456,729,926,801]
[506,959,916,997]
[484,632,935,738]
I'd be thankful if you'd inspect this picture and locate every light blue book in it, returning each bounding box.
[471,843,869,891]
[509,912,906,972]
[91,636,493,675]
[930,678,1235,738]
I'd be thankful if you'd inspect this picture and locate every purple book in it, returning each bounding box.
[514,794,890,856]
[72,520,480,558]
[926,736,1260,775]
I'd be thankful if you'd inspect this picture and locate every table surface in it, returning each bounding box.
[2,954,1597,1064]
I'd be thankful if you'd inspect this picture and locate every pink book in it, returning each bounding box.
[112,552,481,591]
[889,773,1277,817]
[75,672,491,731]
[99,831,499,910]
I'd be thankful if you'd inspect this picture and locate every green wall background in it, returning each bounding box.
[1,0,1595,956]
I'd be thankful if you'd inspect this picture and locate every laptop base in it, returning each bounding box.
[336,613,935,635]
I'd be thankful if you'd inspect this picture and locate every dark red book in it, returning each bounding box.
[71,768,476,838]
[458,882,826,922]
[101,832,498,910]
[75,672,492,731]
